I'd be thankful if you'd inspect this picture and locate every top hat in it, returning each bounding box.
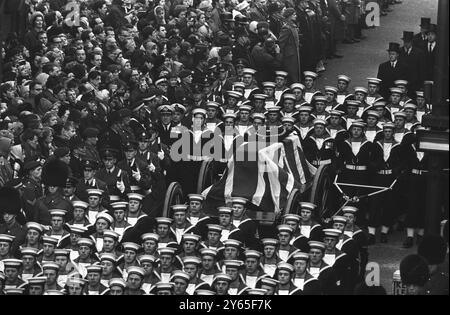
[401,31,414,42]
[387,42,401,53]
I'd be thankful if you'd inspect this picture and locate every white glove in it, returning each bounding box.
[132,169,141,182]
[148,163,156,173]
[157,151,165,160]
[116,180,125,193]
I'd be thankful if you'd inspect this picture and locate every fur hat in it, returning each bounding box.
[400,254,430,286]
[417,234,447,265]
[41,159,69,188]
[0,187,22,215]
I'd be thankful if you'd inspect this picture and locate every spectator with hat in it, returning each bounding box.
[399,31,426,94]
[424,23,438,81]
[413,17,431,51]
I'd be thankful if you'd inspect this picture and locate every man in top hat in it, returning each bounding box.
[76,159,109,207]
[399,31,426,95]
[377,42,408,99]
[303,118,336,168]
[413,18,431,52]
[96,148,131,198]
[424,24,438,81]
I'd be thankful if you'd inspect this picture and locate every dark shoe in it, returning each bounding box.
[402,237,414,248]
[352,38,361,43]
[416,235,423,246]
[342,39,353,44]
[380,233,388,243]
[368,234,376,245]
[333,53,344,58]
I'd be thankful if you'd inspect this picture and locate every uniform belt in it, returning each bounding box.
[312,159,332,166]
[412,169,428,175]
[345,165,367,171]
[377,169,393,175]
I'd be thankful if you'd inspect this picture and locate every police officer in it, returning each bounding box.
[117,141,152,193]
[76,159,109,205]
[96,148,131,198]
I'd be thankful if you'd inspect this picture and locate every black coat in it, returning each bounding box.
[399,47,426,93]
[424,42,437,81]
[377,61,409,99]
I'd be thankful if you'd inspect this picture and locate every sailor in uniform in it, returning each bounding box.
[260,238,282,278]
[274,262,302,295]
[415,91,431,123]
[123,266,147,295]
[386,87,404,119]
[42,261,64,292]
[217,207,239,242]
[72,238,99,278]
[177,234,201,260]
[2,259,27,290]
[200,224,224,250]
[403,103,421,132]
[46,209,70,246]
[110,201,131,238]
[140,233,160,258]
[198,248,220,286]
[242,68,258,99]
[274,71,290,102]
[117,242,141,281]
[85,264,109,295]
[205,101,223,132]
[303,118,336,169]
[171,270,191,295]
[85,189,107,225]
[290,83,306,105]
[240,250,267,290]
[230,197,258,242]
[393,111,415,146]
[69,200,91,228]
[354,87,371,117]
[252,93,268,113]
[276,225,297,262]
[40,236,58,263]
[98,230,121,258]
[324,86,339,112]
[363,110,383,142]
[366,77,383,106]
[256,277,278,295]
[262,81,276,104]
[90,212,115,253]
[20,247,42,283]
[154,217,177,249]
[171,205,192,244]
[182,256,210,295]
[394,80,413,106]
[326,110,348,142]
[235,104,253,137]
[186,194,209,227]
[310,95,330,120]
[99,253,121,288]
[343,100,362,130]
[296,105,314,143]
[336,75,352,105]
[224,259,248,295]
[288,251,321,294]
[212,273,233,295]
[303,71,319,104]
[298,202,322,241]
